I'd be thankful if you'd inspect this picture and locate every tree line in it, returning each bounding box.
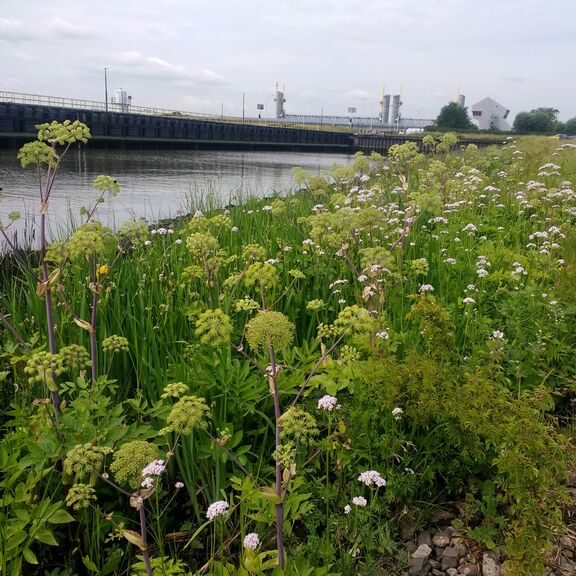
[431,102,576,134]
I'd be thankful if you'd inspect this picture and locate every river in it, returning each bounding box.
[0,148,351,249]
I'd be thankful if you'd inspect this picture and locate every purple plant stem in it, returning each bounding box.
[138,505,153,576]
[269,345,285,570]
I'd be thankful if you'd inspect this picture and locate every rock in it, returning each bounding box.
[458,563,480,576]
[446,569,459,576]
[429,560,441,569]
[413,544,433,559]
[408,556,430,576]
[482,552,500,576]
[432,531,451,548]
[418,530,434,548]
[409,544,433,576]
[441,549,460,570]
[560,535,574,550]
[433,510,457,525]
[431,570,444,576]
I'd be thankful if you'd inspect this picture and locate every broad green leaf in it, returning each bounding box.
[47,508,75,524]
[23,548,38,565]
[34,528,58,546]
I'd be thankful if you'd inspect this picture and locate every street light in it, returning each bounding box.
[242,92,245,125]
[104,67,109,113]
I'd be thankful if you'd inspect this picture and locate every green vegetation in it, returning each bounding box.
[513,107,576,135]
[433,101,477,131]
[1,123,576,576]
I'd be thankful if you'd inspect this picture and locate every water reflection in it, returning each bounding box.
[0,148,351,248]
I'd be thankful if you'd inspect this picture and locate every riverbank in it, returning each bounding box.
[1,134,575,575]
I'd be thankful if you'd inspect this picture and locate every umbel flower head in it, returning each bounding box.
[93,175,120,196]
[279,407,319,446]
[334,305,373,335]
[64,443,113,481]
[102,335,129,353]
[161,395,211,435]
[110,441,161,490]
[66,483,97,510]
[195,308,232,347]
[67,222,115,261]
[246,311,294,352]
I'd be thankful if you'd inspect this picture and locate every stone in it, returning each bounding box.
[432,531,451,548]
[429,560,441,569]
[458,563,480,576]
[413,544,433,559]
[560,535,575,550]
[418,530,434,548]
[408,556,428,576]
[431,570,444,576]
[446,569,459,576]
[482,552,500,576]
[441,551,459,570]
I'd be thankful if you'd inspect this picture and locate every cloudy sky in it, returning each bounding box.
[1,0,575,121]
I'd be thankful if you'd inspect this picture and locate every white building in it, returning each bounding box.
[470,97,512,131]
[111,88,132,113]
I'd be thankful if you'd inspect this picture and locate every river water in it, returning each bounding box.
[0,148,351,249]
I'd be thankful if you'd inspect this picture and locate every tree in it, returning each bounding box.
[435,102,476,131]
[513,108,562,133]
[564,117,576,134]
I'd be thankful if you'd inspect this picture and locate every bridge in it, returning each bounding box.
[0,91,500,154]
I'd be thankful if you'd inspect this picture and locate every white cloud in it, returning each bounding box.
[0,18,33,43]
[44,17,100,39]
[110,51,226,85]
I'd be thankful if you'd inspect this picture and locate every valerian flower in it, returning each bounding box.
[206,500,229,520]
[352,496,367,507]
[317,395,339,411]
[358,470,386,488]
[243,533,260,549]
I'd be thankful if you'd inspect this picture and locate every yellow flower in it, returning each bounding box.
[96,265,109,279]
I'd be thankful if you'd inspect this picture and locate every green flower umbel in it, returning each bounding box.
[110,441,161,490]
[246,311,294,352]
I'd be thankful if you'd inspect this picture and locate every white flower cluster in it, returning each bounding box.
[317,395,340,412]
[352,496,367,507]
[206,500,229,520]
[419,284,434,293]
[141,459,166,489]
[243,532,260,549]
[358,470,386,488]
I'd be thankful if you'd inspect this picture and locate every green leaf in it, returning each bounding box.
[81,555,99,573]
[100,549,123,575]
[47,508,75,524]
[34,528,58,546]
[23,548,39,565]
[258,486,282,505]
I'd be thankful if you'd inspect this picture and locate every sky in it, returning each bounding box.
[1,0,575,122]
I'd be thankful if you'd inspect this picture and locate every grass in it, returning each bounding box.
[1,135,575,575]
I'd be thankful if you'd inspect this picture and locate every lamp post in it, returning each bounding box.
[104,67,109,113]
[242,92,245,125]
